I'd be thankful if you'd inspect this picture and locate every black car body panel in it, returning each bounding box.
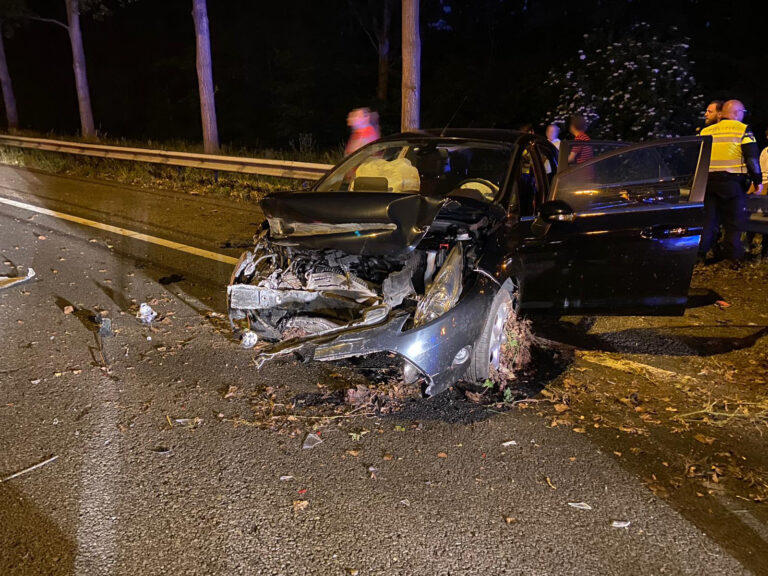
[228,131,712,396]
[261,192,445,255]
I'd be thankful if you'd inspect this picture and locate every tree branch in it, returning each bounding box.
[28,16,69,32]
[346,0,378,52]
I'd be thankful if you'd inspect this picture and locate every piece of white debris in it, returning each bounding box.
[137,303,157,325]
[241,330,258,349]
[502,440,518,447]
[568,502,593,510]
[302,433,323,450]
[611,520,631,528]
[0,267,35,291]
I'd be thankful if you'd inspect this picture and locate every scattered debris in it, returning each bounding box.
[63,305,75,315]
[96,316,114,338]
[137,302,157,325]
[241,329,259,349]
[173,417,203,429]
[694,433,716,445]
[0,267,35,291]
[502,440,518,447]
[292,499,309,513]
[302,433,323,449]
[1,455,58,483]
[504,516,518,524]
[400,499,411,507]
[545,476,557,490]
[714,300,731,309]
[150,446,172,455]
[568,502,593,510]
[611,520,631,528]
[279,475,294,481]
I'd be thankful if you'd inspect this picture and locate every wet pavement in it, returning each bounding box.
[0,165,765,575]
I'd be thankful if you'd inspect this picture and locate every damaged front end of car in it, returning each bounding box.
[228,191,505,396]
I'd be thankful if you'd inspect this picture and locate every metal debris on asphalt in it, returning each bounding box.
[137,302,158,324]
[0,267,35,291]
[568,502,593,510]
[241,329,258,349]
[302,433,323,449]
[96,316,114,337]
[0,455,58,483]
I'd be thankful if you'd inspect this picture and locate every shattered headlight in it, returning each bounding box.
[414,243,463,327]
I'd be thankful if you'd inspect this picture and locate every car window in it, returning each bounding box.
[552,140,704,213]
[558,140,631,170]
[315,139,514,202]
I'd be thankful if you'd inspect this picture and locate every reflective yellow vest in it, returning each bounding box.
[701,119,757,174]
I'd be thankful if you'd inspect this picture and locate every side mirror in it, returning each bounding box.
[539,200,575,222]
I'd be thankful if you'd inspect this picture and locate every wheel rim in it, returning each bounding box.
[489,302,510,370]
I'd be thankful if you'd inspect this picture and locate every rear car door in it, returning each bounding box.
[516,136,711,315]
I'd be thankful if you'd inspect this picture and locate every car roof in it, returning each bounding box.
[382,128,536,145]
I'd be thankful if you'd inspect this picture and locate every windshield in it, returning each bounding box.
[315,139,514,202]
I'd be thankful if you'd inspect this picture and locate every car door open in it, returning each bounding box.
[516,136,712,315]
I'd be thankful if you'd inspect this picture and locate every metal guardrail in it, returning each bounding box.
[0,134,334,180]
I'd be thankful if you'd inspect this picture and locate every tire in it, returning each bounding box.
[465,289,513,382]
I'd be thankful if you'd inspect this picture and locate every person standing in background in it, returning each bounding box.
[699,100,763,267]
[546,123,561,149]
[345,107,380,156]
[704,100,724,127]
[568,115,592,165]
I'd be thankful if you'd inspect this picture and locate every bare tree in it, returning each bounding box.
[31,0,96,139]
[349,0,393,102]
[401,0,420,131]
[192,0,219,153]
[0,18,19,131]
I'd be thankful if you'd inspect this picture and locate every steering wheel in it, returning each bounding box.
[455,178,499,201]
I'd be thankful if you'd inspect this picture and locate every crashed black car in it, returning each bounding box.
[228,129,711,396]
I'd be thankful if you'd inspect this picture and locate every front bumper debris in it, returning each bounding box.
[252,275,498,396]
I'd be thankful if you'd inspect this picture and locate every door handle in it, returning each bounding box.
[641,226,688,239]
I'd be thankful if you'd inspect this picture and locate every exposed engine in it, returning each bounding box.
[228,214,484,345]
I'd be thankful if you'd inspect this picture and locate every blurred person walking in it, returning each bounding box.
[345,107,380,155]
[699,99,763,267]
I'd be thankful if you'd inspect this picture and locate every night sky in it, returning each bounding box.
[2,0,766,148]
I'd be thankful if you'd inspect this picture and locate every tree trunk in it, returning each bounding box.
[0,21,19,131]
[65,0,96,140]
[401,0,420,131]
[192,0,219,154]
[376,0,391,102]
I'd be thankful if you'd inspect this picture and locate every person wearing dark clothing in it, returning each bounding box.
[699,100,764,266]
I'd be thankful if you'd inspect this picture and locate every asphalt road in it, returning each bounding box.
[0,165,757,575]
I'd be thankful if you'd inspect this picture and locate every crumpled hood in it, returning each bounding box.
[260,191,445,255]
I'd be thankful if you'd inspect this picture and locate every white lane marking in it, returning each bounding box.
[0,194,239,265]
[716,495,768,544]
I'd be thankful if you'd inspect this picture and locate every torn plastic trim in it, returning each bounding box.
[252,305,392,368]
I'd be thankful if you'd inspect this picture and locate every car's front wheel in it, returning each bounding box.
[465,289,513,383]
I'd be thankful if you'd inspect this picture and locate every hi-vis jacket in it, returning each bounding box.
[700,119,762,186]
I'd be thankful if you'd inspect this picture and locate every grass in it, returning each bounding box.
[0,130,345,202]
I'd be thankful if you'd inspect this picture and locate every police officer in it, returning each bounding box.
[699,100,763,267]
